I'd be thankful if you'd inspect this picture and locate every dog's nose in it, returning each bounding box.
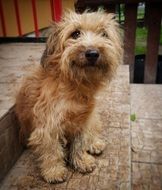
[85,49,99,63]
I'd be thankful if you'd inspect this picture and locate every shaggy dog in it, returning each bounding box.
[15,11,123,183]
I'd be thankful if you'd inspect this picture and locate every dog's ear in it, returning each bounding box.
[40,22,60,68]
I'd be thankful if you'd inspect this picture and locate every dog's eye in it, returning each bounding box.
[71,30,81,39]
[101,31,108,38]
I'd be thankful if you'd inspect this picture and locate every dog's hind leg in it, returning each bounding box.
[70,133,96,173]
[70,111,105,173]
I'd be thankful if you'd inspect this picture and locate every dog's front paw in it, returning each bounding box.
[87,139,106,155]
[42,164,68,183]
[73,153,96,173]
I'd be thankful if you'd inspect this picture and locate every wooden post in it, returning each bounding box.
[31,0,39,37]
[0,0,6,37]
[14,0,22,36]
[124,3,138,83]
[144,3,162,83]
[105,4,116,13]
[50,0,62,22]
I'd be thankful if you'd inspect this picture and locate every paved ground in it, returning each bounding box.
[131,84,162,190]
[0,43,162,189]
[0,43,44,118]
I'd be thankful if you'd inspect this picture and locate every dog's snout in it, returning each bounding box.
[85,49,99,63]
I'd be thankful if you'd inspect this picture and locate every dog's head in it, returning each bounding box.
[41,11,123,84]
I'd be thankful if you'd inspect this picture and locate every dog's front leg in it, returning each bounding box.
[70,133,96,173]
[85,113,106,155]
[28,127,68,183]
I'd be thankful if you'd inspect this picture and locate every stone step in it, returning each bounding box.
[0,44,131,190]
[130,84,162,189]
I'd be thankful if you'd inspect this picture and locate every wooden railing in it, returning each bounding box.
[0,0,62,38]
[75,0,162,84]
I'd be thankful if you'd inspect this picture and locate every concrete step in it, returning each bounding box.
[130,84,162,189]
[0,44,131,190]
[0,43,44,118]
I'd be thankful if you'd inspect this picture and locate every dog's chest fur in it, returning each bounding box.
[52,97,94,135]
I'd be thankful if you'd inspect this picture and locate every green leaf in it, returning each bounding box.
[130,114,136,122]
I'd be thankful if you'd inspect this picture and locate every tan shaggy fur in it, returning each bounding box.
[15,11,123,183]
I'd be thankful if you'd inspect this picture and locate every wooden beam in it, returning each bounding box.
[123,3,137,83]
[83,0,162,4]
[14,0,22,36]
[0,0,6,37]
[105,4,116,13]
[144,3,162,83]
[31,0,39,37]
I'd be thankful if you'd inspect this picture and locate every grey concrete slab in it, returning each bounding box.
[132,119,162,164]
[131,84,162,190]
[132,162,162,190]
[131,84,162,120]
[0,43,45,117]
